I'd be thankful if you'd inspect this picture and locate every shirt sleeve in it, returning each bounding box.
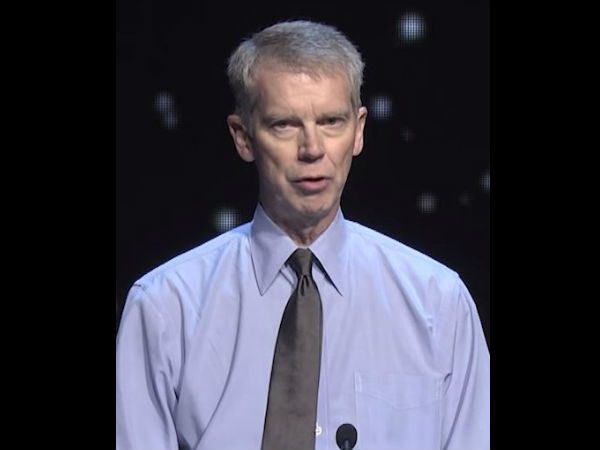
[439,277,490,450]
[116,284,179,450]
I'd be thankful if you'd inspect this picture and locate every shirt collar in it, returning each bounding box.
[249,204,350,296]
[308,208,349,296]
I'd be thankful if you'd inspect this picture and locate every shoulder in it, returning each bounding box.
[346,220,458,281]
[344,220,464,314]
[131,222,251,301]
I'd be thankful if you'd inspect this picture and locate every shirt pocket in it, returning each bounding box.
[354,371,442,450]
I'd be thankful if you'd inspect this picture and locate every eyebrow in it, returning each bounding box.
[262,110,352,124]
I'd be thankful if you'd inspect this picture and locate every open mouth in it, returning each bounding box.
[294,177,330,193]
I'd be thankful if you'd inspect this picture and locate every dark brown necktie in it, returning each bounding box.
[261,248,323,450]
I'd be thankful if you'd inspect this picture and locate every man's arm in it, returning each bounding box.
[116,285,179,450]
[439,278,490,450]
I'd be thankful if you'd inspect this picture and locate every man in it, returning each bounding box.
[116,20,490,450]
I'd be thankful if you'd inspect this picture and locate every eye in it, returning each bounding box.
[271,120,292,130]
[321,117,345,127]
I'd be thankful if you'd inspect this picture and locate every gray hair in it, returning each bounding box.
[227,20,365,127]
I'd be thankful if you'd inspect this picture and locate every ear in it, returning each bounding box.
[352,106,368,156]
[227,114,255,162]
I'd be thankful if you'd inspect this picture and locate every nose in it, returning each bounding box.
[298,125,324,161]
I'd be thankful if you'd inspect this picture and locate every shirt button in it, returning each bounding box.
[315,423,322,436]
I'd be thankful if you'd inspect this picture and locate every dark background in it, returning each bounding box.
[116,0,490,347]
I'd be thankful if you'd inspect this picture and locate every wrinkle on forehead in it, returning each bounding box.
[254,67,352,111]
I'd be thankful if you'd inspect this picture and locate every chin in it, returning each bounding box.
[297,202,334,221]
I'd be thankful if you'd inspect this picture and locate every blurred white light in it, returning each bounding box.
[369,95,393,120]
[161,112,179,129]
[214,207,240,233]
[480,170,490,192]
[154,92,174,112]
[417,193,437,213]
[397,12,426,43]
[154,91,179,130]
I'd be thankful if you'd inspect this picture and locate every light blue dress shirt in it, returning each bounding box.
[116,205,490,450]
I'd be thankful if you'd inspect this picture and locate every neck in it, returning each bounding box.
[260,203,338,246]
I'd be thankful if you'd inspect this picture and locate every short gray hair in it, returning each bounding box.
[227,20,365,127]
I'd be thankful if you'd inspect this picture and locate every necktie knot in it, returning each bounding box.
[288,248,313,278]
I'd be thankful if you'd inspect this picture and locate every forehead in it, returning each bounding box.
[252,65,352,112]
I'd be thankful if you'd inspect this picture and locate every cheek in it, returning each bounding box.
[255,153,290,185]
[333,146,355,173]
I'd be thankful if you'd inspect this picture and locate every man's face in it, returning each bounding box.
[228,66,367,229]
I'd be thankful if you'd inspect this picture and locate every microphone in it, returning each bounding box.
[336,423,357,450]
